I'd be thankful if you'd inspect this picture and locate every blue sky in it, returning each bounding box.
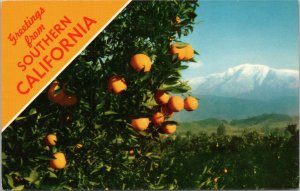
[181,0,299,78]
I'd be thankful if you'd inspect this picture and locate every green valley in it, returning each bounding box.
[177,114,299,135]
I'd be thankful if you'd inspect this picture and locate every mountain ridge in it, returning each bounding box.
[173,94,299,122]
[188,64,299,100]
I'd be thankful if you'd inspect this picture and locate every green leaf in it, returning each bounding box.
[162,85,190,94]
[105,165,112,172]
[62,185,72,190]
[13,185,24,191]
[29,108,37,115]
[24,168,39,184]
[6,175,14,188]
[145,152,153,157]
[34,180,41,187]
[104,111,118,115]
[52,147,58,153]
[24,177,33,182]
[15,116,27,121]
[140,73,151,82]
[194,50,200,55]
[142,99,158,107]
[35,155,55,161]
[2,152,7,160]
[89,181,99,186]
[49,171,57,178]
[179,65,189,70]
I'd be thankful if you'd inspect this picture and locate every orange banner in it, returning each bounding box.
[2,0,131,131]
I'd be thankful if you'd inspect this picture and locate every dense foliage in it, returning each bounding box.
[159,125,299,189]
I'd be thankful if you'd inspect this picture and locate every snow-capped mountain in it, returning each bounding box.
[188,64,299,100]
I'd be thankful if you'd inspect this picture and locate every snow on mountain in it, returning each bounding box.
[188,64,299,100]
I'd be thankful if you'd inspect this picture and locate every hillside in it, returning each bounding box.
[177,114,298,135]
[173,95,299,121]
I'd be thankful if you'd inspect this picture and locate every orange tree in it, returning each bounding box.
[2,1,199,190]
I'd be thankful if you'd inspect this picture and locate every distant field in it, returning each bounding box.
[177,114,299,135]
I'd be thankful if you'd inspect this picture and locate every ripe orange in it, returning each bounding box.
[54,90,66,104]
[170,44,185,60]
[48,81,65,104]
[108,76,127,94]
[168,96,184,112]
[154,90,170,105]
[213,177,219,183]
[131,118,150,131]
[184,96,198,111]
[152,112,165,126]
[60,95,78,106]
[224,168,228,174]
[45,134,57,146]
[183,44,194,60]
[50,152,67,170]
[162,105,174,117]
[130,54,152,72]
[75,143,83,150]
[170,43,194,61]
[128,148,134,156]
[162,121,177,134]
[48,81,78,106]
[175,16,181,24]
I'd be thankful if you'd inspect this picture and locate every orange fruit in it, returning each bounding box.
[184,96,198,111]
[128,148,134,156]
[183,44,194,60]
[50,152,67,170]
[45,134,57,146]
[224,168,228,174]
[53,90,66,104]
[168,96,184,112]
[170,44,185,60]
[154,90,170,105]
[131,118,150,131]
[48,81,78,106]
[152,112,165,126]
[170,43,194,61]
[213,177,219,183]
[162,105,174,117]
[108,76,127,94]
[162,121,177,134]
[130,54,152,72]
[75,143,83,150]
[175,16,181,24]
[60,95,78,106]
[48,81,65,104]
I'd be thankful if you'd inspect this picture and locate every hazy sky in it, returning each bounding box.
[181,0,299,79]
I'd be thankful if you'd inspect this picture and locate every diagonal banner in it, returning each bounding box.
[2,0,131,131]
